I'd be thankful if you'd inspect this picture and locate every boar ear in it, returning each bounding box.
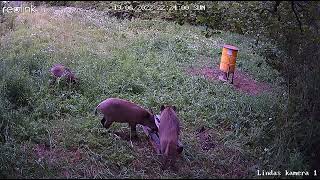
[172,105,177,112]
[160,105,165,111]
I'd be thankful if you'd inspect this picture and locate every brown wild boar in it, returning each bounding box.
[95,98,158,139]
[159,105,181,170]
[50,64,77,84]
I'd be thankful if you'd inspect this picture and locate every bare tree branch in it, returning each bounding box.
[295,2,306,12]
[291,1,303,33]
[273,1,281,12]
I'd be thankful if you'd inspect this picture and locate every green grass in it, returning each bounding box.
[0,6,289,179]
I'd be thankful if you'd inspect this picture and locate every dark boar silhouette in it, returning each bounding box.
[95,98,158,139]
[50,64,77,84]
[159,105,181,170]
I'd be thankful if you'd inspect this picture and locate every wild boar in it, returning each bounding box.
[95,98,158,139]
[159,105,181,170]
[50,64,77,84]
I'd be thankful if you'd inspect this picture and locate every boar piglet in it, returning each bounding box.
[159,105,181,171]
[95,98,158,139]
[50,64,77,84]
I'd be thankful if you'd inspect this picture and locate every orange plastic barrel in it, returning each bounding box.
[220,45,239,73]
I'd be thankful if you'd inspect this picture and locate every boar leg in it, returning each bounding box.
[169,157,178,171]
[231,72,234,84]
[160,141,169,170]
[101,117,106,126]
[102,117,113,129]
[161,155,169,170]
[129,123,138,139]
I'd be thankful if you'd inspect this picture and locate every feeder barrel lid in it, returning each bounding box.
[223,44,239,51]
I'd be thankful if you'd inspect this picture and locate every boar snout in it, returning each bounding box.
[148,114,159,132]
[144,118,158,132]
[151,125,158,132]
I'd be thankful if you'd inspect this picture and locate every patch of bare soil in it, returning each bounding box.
[32,144,116,178]
[195,126,255,178]
[113,129,163,178]
[187,65,271,95]
[33,144,82,165]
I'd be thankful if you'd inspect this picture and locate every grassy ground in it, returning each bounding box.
[0,6,287,178]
